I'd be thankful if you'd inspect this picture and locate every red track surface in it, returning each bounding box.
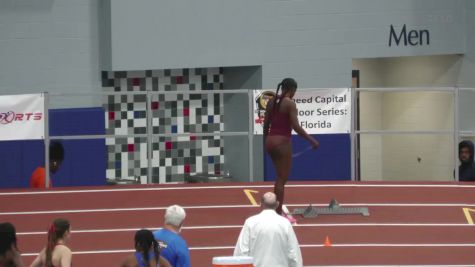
[1,182,475,266]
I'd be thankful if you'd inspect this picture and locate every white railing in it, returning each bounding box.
[35,86,475,185]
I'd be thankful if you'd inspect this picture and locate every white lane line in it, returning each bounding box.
[3,203,475,216]
[305,266,475,267]
[17,225,243,235]
[21,249,133,256]
[15,223,475,236]
[20,243,475,257]
[0,204,252,215]
[301,244,475,247]
[2,183,475,196]
[296,223,475,227]
[21,247,235,257]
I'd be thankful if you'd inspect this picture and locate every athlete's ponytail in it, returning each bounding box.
[45,219,70,267]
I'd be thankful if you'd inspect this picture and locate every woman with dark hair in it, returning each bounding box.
[120,229,170,267]
[0,222,25,267]
[263,78,319,217]
[29,219,72,267]
[30,141,65,188]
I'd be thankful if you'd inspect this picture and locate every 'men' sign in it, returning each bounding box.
[389,24,430,47]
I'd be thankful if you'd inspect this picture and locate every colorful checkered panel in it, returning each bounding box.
[102,68,224,183]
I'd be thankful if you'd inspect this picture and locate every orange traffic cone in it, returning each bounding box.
[323,236,332,247]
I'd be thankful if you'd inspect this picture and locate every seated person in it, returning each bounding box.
[459,140,475,181]
[30,141,64,188]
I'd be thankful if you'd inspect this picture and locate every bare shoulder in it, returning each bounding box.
[282,97,295,105]
[281,97,296,110]
[56,244,72,254]
[120,254,136,267]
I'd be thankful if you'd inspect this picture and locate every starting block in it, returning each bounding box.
[292,199,369,218]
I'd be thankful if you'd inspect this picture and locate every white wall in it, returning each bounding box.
[109,0,262,71]
[381,91,453,181]
[0,1,472,105]
[354,55,458,181]
[457,2,475,133]
[381,134,453,181]
[262,0,465,88]
[460,89,475,132]
[358,92,383,181]
[107,0,466,89]
[354,55,463,88]
[0,0,471,105]
[458,1,475,87]
[353,59,386,88]
[383,55,462,87]
[0,0,101,108]
[352,58,384,180]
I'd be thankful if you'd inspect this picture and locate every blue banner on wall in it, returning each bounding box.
[264,134,351,181]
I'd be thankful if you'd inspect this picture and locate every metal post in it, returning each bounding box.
[454,86,460,181]
[248,89,254,182]
[147,91,153,184]
[44,92,50,188]
[350,87,356,181]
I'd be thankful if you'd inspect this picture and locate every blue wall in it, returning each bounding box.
[0,140,44,188]
[0,107,106,188]
[264,134,351,181]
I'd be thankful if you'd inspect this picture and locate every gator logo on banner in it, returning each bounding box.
[254,91,276,125]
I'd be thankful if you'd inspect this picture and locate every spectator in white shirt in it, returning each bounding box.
[233,192,303,267]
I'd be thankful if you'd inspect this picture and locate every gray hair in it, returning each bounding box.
[164,205,186,227]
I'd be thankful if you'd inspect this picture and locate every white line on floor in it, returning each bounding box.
[2,183,475,196]
[3,202,475,216]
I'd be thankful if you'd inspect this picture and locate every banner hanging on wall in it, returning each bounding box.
[253,88,351,134]
[0,93,45,141]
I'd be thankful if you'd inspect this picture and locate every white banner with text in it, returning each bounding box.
[0,94,45,140]
[253,88,351,134]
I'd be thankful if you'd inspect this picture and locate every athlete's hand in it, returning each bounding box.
[311,139,319,149]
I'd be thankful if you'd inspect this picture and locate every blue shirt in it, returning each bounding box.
[153,229,191,267]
